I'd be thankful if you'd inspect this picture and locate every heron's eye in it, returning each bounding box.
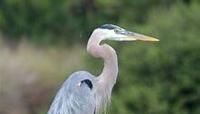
[114,29,120,33]
[81,79,93,89]
[114,28,125,34]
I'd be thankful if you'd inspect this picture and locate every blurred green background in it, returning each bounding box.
[0,0,199,114]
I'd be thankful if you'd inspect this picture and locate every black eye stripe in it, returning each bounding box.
[114,28,135,36]
[81,79,93,89]
[99,24,120,30]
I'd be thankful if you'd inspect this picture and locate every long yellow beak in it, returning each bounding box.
[124,32,159,41]
[111,30,159,42]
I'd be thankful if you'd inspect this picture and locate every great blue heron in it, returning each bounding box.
[48,24,159,114]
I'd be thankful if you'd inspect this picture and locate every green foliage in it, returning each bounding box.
[0,0,199,114]
[87,2,200,114]
[0,0,189,44]
[115,3,200,114]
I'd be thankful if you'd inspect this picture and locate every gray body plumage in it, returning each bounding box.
[48,71,97,114]
[47,24,158,114]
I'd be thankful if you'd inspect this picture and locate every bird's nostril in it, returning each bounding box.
[81,79,93,89]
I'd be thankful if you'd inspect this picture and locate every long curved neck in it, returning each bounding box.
[87,32,118,92]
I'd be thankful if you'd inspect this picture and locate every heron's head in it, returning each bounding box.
[91,24,159,42]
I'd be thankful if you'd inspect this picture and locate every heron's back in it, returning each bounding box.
[48,71,96,114]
